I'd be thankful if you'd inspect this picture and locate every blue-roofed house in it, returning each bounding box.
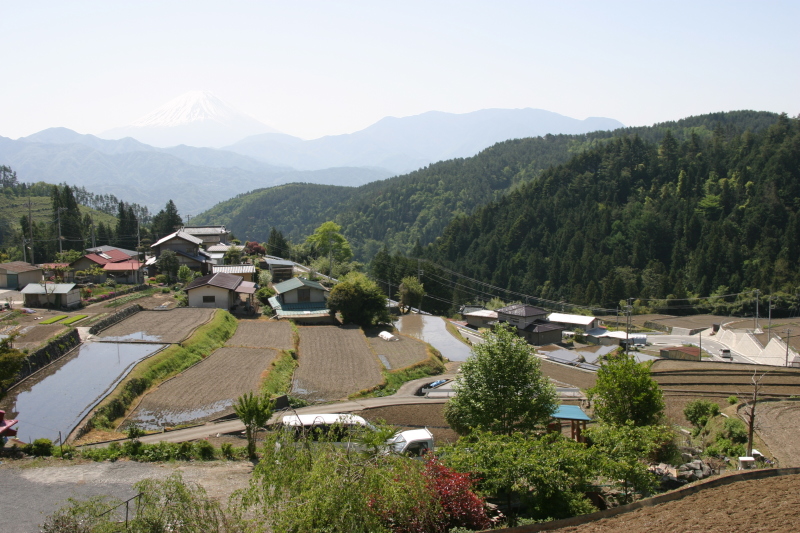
[268,277,333,324]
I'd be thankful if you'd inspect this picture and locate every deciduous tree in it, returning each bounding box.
[588,351,665,426]
[444,323,558,435]
[327,272,389,326]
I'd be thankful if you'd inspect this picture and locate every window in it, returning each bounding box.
[202,295,215,303]
[297,288,311,302]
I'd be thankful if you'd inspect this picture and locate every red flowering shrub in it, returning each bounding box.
[424,457,491,531]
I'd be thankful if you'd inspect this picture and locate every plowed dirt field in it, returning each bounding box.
[98,308,215,343]
[550,473,800,532]
[292,326,383,401]
[128,347,279,428]
[748,401,800,467]
[365,329,429,369]
[226,319,293,349]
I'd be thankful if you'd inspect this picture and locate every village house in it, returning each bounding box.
[0,262,43,290]
[212,263,256,282]
[268,277,333,324]
[463,309,498,329]
[263,257,295,282]
[103,260,145,284]
[71,248,133,273]
[181,225,231,246]
[149,230,211,275]
[547,312,598,331]
[21,283,81,309]
[496,303,565,345]
[185,272,256,311]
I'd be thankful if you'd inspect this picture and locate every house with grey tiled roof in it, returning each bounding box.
[150,230,211,275]
[185,272,256,310]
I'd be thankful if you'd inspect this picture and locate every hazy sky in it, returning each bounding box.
[1,1,798,140]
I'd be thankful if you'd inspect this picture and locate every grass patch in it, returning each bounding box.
[82,313,108,326]
[61,315,88,325]
[104,287,157,308]
[445,320,472,346]
[83,310,238,433]
[261,349,298,397]
[351,346,446,399]
[40,315,68,325]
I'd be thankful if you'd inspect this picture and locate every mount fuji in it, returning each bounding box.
[100,91,280,148]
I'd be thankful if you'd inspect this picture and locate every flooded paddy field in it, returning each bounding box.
[97,308,215,343]
[0,342,166,442]
[127,346,279,429]
[292,326,383,402]
[395,314,473,362]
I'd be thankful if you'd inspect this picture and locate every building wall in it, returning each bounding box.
[282,287,327,304]
[660,348,701,361]
[466,315,494,328]
[9,269,44,289]
[187,285,233,309]
[498,311,547,329]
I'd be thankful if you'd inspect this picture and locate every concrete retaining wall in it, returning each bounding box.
[495,467,800,532]
[88,304,143,335]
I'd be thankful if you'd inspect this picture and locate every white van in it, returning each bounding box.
[719,348,732,359]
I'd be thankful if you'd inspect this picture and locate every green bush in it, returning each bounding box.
[722,417,748,444]
[155,274,168,284]
[220,442,235,459]
[31,438,54,457]
[161,287,170,294]
[728,395,739,405]
[194,440,216,460]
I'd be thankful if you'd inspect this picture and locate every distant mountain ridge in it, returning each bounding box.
[224,108,625,174]
[101,91,281,148]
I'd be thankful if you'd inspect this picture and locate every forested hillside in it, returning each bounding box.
[425,113,800,310]
[193,111,781,261]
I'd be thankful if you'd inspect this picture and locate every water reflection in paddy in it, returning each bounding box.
[394,314,474,362]
[0,342,165,443]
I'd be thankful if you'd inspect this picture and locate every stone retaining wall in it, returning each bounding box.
[12,328,81,385]
[88,304,143,335]
[496,467,800,532]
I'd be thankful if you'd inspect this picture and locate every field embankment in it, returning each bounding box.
[73,310,237,442]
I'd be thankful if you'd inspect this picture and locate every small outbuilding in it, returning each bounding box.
[0,262,43,290]
[21,283,81,309]
[212,263,256,282]
[463,309,498,329]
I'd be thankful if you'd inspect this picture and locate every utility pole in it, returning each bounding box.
[754,289,760,331]
[625,298,633,356]
[22,237,26,263]
[785,329,792,367]
[56,207,67,254]
[28,197,35,265]
[90,216,96,248]
[417,259,424,313]
[328,236,333,278]
[768,295,773,341]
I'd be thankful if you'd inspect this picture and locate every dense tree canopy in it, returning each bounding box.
[327,272,390,326]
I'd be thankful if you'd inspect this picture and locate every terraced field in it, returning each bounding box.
[98,308,215,343]
[365,329,429,369]
[226,320,293,350]
[292,326,384,402]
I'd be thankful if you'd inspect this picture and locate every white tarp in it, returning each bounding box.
[379,331,398,341]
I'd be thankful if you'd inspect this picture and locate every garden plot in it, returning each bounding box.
[128,347,279,429]
[226,320,293,350]
[97,308,215,343]
[365,329,429,369]
[292,326,384,402]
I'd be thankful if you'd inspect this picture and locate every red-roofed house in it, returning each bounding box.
[71,248,134,271]
[103,260,145,284]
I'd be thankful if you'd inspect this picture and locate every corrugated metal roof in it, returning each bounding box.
[273,277,328,294]
[548,313,596,326]
[186,272,242,291]
[151,230,203,248]
[103,261,143,271]
[497,304,547,317]
[182,226,228,235]
[266,259,295,267]
[86,245,138,257]
[213,264,256,274]
[0,262,42,273]
[21,283,77,294]
[465,309,498,318]
[268,296,330,317]
[553,405,592,421]
[235,281,257,294]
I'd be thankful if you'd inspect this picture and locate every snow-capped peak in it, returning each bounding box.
[131,90,254,128]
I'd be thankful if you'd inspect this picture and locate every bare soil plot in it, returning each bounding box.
[749,401,800,467]
[292,326,383,402]
[129,347,279,428]
[227,320,293,350]
[365,329,429,369]
[539,359,597,391]
[97,308,215,343]
[12,324,66,349]
[552,473,800,532]
[355,403,460,445]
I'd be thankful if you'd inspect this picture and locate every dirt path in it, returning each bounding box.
[551,473,800,532]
